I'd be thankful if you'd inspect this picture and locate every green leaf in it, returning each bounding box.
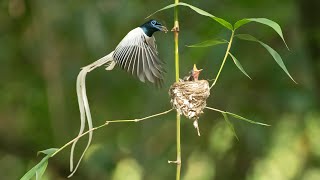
[228,52,251,79]
[226,111,270,126]
[235,34,296,83]
[146,2,233,30]
[187,39,228,47]
[234,18,289,50]
[35,161,48,180]
[37,148,58,156]
[21,158,48,180]
[222,112,239,140]
[234,19,251,30]
[21,148,58,180]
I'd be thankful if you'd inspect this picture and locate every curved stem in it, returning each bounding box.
[50,109,173,158]
[51,123,107,158]
[210,30,235,89]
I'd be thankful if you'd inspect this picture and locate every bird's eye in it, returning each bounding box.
[151,20,156,25]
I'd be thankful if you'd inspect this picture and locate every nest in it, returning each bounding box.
[169,80,210,135]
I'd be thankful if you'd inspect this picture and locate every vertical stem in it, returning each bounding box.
[176,113,181,180]
[173,1,181,180]
[210,30,235,89]
[174,0,180,82]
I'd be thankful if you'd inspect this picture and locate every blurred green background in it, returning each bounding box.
[1,0,320,179]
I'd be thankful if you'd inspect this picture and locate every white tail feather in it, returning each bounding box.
[69,51,114,177]
[105,61,116,70]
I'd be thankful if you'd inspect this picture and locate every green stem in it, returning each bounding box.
[174,1,180,82]
[210,30,235,89]
[50,109,173,158]
[175,113,181,180]
[173,0,181,180]
[205,106,225,113]
[51,123,108,157]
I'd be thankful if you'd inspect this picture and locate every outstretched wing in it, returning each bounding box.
[113,28,165,86]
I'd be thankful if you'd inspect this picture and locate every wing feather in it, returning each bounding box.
[123,44,135,70]
[113,28,165,85]
[142,41,161,81]
[143,42,163,78]
[131,40,140,76]
[126,45,137,73]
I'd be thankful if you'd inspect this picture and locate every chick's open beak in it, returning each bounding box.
[192,64,203,81]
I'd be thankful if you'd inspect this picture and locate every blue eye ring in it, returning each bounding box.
[151,20,156,25]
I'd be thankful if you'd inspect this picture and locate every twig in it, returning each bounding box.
[51,123,108,158]
[206,106,270,126]
[106,109,173,123]
[205,106,225,113]
[49,109,173,177]
[210,30,235,89]
[53,109,173,158]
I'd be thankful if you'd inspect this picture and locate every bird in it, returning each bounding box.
[182,64,203,81]
[105,19,168,86]
[69,19,168,177]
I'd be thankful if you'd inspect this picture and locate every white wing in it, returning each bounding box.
[113,28,165,86]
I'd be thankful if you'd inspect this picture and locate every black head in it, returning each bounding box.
[140,20,168,37]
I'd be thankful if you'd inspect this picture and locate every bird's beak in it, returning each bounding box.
[192,64,203,81]
[193,64,203,72]
[159,25,168,33]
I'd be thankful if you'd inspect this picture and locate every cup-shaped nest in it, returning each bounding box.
[169,80,210,120]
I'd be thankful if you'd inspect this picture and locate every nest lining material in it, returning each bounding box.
[169,80,210,135]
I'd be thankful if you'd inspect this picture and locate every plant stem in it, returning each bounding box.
[205,106,225,113]
[173,0,181,180]
[51,123,108,157]
[175,113,181,180]
[50,109,173,158]
[210,30,235,89]
[174,1,180,82]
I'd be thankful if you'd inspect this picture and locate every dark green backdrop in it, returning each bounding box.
[1,0,319,179]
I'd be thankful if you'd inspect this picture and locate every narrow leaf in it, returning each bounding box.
[21,158,49,180]
[234,19,251,30]
[228,52,251,79]
[146,2,233,30]
[38,148,58,156]
[21,148,58,180]
[226,111,270,126]
[222,112,239,140]
[35,161,48,180]
[187,39,228,47]
[146,3,176,19]
[235,34,296,83]
[234,18,289,50]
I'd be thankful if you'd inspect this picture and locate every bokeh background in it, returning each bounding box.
[1,0,320,179]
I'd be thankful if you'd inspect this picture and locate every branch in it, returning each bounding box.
[210,30,235,89]
[51,109,173,159]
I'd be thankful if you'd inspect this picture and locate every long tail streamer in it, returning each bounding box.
[69,52,115,177]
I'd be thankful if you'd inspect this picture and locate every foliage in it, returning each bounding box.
[20,149,57,180]
[1,0,316,180]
